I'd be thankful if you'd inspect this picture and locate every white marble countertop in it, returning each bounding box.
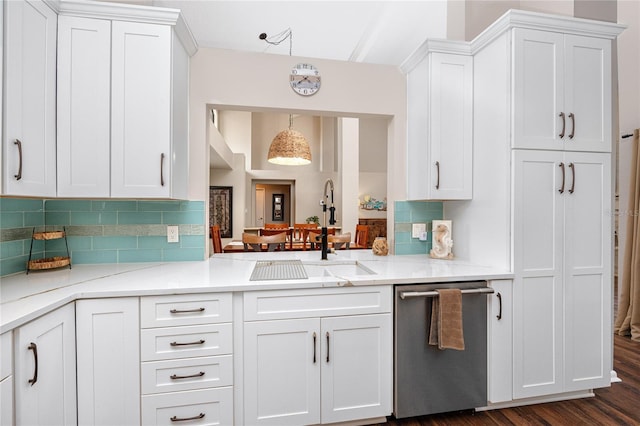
[0,251,512,333]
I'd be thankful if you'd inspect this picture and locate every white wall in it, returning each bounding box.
[191,48,406,251]
[616,0,640,283]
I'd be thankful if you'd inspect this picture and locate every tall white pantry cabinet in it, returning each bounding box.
[446,10,625,404]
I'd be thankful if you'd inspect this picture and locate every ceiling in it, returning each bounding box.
[152,1,449,67]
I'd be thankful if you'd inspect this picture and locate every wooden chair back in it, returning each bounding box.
[242,232,287,252]
[329,232,351,250]
[259,228,293,250]
[264,223,289,229]
[305,228,336,250]
[210,225,223,254]
[355,224,369,248]
[293,223,318,245]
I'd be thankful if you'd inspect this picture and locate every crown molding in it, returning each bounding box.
[471,9,626,54]
[56,0,198,56]
[401,39,472,74]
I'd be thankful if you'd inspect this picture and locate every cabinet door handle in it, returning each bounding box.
[170,339,205,347]
[313,332,317,364]
[326,332,330,363]
[28,342,38,386]
[170,413,205,422]
[496,292,502,320]
[169,307,205,314]
[14,139,23,180]
[160,153,166,187]
[435,161,440,190]
[568,163,575,194]
[170,371,205,380]
[568,113,575,139]
[559,112,566,138]
[558,162,565,194]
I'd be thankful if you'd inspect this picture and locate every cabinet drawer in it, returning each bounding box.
[140,293,232,328]
[141,355,233,394]
[1,332,12,380]
[244,286,392,321]
[141,324,232,361]
[141,387,233,426]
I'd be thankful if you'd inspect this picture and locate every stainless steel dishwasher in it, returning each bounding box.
[394,281,493,418]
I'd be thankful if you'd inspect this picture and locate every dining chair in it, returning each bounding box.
[264,223,289,229]
[259,228,293,250]
[210,225,223,254]
[242,232,287,252]
[355,224,370,248]
[329,232,351,250]
[305,228,336,250]
[293,223,318,248]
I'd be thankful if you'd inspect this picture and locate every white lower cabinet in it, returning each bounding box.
[14,303,76,426]
[76,298,140,425]
[487,280,513,404]
[243,287,392,425]
[140,293,234,426]
[1,331,13,426]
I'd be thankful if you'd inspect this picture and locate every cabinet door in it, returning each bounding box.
[14,303,77,426]
[487,280,513,404]
[244,318,320,426]
[512,150,564,398]
[3,0,57,196]
[513,29,564,151]
[564,36,612,152]
[57,16,112,197]
[429,53,473,199]
[76,298,140,425]
[320,314,392,424]
[563,152,612,391]
[111,21,171,198]
[407,52,472,200]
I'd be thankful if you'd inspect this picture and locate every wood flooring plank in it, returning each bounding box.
[381,335,640,426]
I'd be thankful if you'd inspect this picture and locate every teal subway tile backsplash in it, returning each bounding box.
[1,198,206,276]
[394,200,443,255]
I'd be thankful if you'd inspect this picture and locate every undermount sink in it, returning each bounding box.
[249,259,375,281]
[302,260,376,278]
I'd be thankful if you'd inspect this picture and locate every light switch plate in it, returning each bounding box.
[412,223,426,238]
[167,225,179,243]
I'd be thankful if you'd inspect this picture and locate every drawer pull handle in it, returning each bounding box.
[28,342,38,386]
[558,162,565,194]
[170,339,205,347]
[160,153,165,187]
[496,292,503,320]
[559,112,566,138]
[313,332,317,363]
[568,112,575,139]
[568,162,575,194]
[170,413,205,422]
[169,307,205,314]
[435,161,440,190]
[170,371,205,380]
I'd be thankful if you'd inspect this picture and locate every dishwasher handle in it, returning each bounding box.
[399,287,494,300]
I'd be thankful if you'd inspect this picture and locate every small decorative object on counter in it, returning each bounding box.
[429,220,453,259]
[27,227,72,273]
[372,237,389,256]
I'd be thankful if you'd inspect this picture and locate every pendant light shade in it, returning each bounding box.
[267,119,312,166]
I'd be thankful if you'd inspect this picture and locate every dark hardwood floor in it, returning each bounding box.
[378,335,640,425]
[380,279,640,425]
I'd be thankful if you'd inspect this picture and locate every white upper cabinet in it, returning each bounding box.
[110,21,173,198]
[407,48,473,200]
[57,16,111,197]
[56,2,195,199]
[3,0,57,197]
[513,28,612,152]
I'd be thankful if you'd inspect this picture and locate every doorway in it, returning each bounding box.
[253,180,294,227]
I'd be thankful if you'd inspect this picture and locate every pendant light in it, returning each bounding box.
[260,28,312,166]
[267,114,311,165]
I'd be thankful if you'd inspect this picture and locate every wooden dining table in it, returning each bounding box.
[222,234,368,253]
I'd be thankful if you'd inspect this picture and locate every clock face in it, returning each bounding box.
[290,63,321,96]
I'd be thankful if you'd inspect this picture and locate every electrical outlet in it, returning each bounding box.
[167,225,179,243]
[412,223,426,238]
